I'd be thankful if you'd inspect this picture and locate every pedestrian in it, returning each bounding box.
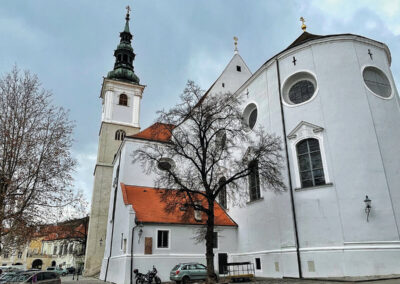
[76,266,81,281]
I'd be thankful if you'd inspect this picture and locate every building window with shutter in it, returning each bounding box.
[248,160,260,201]
[157,230,169,248]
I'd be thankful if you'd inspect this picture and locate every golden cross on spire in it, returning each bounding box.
[300,17,307,31]
[233,36,238,53]
[125,5,131,21]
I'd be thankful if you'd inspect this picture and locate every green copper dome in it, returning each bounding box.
[106,9,140,84]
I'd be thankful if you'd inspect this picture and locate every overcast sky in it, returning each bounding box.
[1,0,399,205]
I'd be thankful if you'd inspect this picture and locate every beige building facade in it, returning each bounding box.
[84,9,144,276]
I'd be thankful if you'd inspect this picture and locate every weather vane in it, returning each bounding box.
[300,17,306,31]
[233,36,238,53]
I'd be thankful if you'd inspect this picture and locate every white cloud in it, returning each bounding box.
[72,145,97,202]
[309,0,400,35]
[186,50,230,89]
[0,15,49,49]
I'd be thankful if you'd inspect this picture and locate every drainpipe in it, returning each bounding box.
[275,59,303,278]
[130,224,136,284]
[104,149,122,282]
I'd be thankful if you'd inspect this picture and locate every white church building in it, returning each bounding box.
[87,9,400,284]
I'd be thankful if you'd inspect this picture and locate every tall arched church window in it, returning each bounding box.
[248,160,260,201]
[115,129,126,141]
[296,138,325,188]
[218,177,227,209]
[119,94,128,106]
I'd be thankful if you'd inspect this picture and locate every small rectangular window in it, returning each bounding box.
[236,65,241,72]
[123,239,127,253]
[213,232,218,249]
[121,233,124,250]
[157,230,169,248]
[222,83,225,88]
[255,258,261,270]
[248,160,261,201]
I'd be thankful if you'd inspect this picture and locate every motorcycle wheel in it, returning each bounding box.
[155,276,161,284]
[136,278,144,284]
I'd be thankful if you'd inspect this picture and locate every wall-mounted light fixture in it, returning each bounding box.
[138,223,144,243]
[99,237,103,246]
[364,195,372,222]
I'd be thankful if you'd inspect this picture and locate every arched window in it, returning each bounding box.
[123,54,128,62]
[218,177,227,209]
[296,138,325,188]
[248,160,260,201]
[119,94,128,106]
[115,130,126,141]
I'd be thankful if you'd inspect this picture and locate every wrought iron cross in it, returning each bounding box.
[368,49,373,60]
[126,5,131,15]
[292,56,297,66]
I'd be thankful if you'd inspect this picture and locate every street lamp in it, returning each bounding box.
[364,195,372,222]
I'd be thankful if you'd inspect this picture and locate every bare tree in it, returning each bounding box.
[135,81,285,283]
[0,67,80,252]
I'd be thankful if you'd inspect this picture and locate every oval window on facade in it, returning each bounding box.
[242,103,257,131]
[282,72,317,106]
[288,80,315,104]
[363,67,392,98]
[157,158,175,171]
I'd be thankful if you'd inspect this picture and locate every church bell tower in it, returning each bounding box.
[84,7,144,276]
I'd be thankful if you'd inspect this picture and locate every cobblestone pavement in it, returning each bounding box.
[61,275,112,283]
[249,278,400,284]
[61,275,400,284]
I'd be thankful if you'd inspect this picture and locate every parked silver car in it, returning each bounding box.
[170,263,217,284]
[4,271,60,283]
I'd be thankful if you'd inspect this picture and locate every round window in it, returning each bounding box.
[282,72,317,106]
[363,67,391,98]
[157,158,175,171]
[288,80,315,104]
[242,103,257,131]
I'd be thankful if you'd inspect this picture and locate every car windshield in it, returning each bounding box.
[1,274,15,280]
[9,273,32,282]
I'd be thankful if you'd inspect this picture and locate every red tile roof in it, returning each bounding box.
[121,183,237,227]
[41,223,87,241]
[130,123,175,142]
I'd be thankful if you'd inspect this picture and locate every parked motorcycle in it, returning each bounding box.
[134,266,161,284]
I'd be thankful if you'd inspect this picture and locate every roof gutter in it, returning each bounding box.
[104,149,122,282]
[276,58,303,278]
[130,224,137,284]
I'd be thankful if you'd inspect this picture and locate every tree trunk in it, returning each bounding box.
[205,200,216,284]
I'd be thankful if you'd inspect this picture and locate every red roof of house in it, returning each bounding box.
[41,223,87,241]
[120,183,237,227]
[130,123,175,142]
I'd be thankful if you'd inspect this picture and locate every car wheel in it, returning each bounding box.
[175,281,181,284]
[182,276,190,284]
